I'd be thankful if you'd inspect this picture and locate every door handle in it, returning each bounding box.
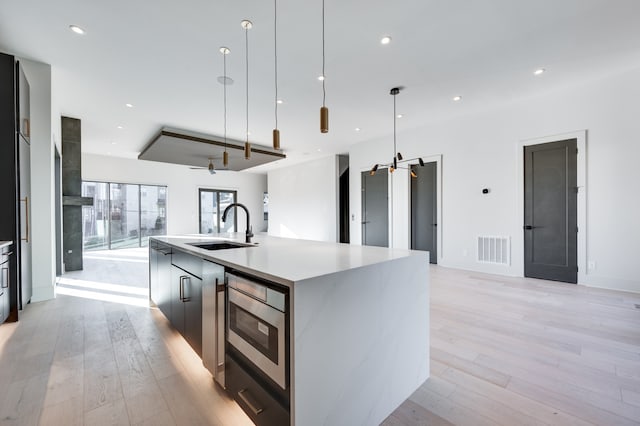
[20,197,29,243]
[1,268,8,288]
[238,389,264,415]
[179,276,185,301]
[523,225,535,230]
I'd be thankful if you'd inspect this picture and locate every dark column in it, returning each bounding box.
[61,117,93,271]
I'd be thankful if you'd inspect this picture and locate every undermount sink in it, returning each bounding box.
[188,241,252,250]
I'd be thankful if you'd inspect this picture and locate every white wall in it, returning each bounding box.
[82,154,268,235]
[21,59,56,302]
[267,156,338,242]
[349,66,640,293]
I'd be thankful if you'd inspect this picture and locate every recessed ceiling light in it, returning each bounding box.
[355,127,361,132]
[69,25,85,35]
[453,95,462,102]
[111,142,117,145]
[276,99,283,104]
[380,36,392,45]
[125,103,133,108]
[117,126,123,129]
[396,114,403,119]
[318,75,325,81]
[219,47,230,55]
[247,131,251,136]
[317,148,322,152]
[534,68,545,76]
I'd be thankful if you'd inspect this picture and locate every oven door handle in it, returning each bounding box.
[238,389,264,415]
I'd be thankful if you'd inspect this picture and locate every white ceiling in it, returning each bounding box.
[2,0,640,172]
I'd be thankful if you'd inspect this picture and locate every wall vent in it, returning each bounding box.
[477,236,510,265]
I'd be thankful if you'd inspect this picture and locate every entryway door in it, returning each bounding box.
[411,162,437,263]
[524,139,577,283]
[361,170,388,247]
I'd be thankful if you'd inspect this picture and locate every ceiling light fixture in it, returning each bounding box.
[320,0,329,133]
[534,68,545,75]
[369,87,424,177]
[241,19,253,159]
[117,126,123,129]
[318,75,325,81]
[273,0,281,150]
[453,95,462,101]
[69,25,85,35]
[396,114,403,118]
[125,103,133,108]
[355,127,361,132]
[380,36,392,45]
[220,46,230,168]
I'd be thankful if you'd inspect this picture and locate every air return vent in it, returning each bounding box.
[477,236,510,265]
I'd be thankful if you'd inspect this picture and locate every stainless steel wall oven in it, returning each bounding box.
[225,271,290,426]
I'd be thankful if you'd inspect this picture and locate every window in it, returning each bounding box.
[199,189,237,234]
[82,181,167,250]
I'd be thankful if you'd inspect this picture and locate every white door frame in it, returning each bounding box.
[516,130,587,284]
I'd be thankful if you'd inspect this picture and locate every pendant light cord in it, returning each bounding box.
[322,0,326,107]
[223,52,227,153]
[393,91,397,158]
[245,25,249,144]
[274,0,279,129]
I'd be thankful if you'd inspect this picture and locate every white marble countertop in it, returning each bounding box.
[151,233,423,285]
[0,241,12,250]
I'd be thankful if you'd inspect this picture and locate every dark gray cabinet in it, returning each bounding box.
[149,242,203,357]
[1,244,12,323]
[149,240,172,317]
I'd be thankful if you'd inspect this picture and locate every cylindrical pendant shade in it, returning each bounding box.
[223,151,229,167]
[273,129,280,150]
[320,106,329,133]
[244,142,251,159]
[397,152,403,161]
[418,157,425,167]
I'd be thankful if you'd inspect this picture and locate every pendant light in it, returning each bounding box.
[220,46,230,168]
[369,87,425,176]
[319,0,328,133]
[242,19,253,160]
[273,0,281,149]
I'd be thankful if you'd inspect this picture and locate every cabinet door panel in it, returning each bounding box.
[156,250,172,321]
[184,274,203,357]
[171,266,186,335]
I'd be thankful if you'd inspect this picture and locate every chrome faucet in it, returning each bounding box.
[222,203,254,243]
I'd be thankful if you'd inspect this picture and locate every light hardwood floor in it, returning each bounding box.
[1,252,639,425]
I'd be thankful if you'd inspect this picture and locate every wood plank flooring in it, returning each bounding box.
[1,252,639,425]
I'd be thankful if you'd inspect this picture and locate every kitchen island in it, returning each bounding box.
[149,233,429,426]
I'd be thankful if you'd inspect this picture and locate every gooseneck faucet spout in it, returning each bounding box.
[222,203,253,243]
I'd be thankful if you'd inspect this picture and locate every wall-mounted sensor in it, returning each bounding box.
[482,188,490,194]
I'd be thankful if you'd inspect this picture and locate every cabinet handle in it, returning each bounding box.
[180,276,191,302]
[20,197,29,243]
[2,268,8,288]
[237,389,264,415]
[183,276,191,302]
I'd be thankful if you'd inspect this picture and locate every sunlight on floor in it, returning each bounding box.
[56,282,149,307]
[57,277,148,296]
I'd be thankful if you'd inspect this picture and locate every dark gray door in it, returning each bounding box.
[524,139,577,283]
[411,162,437,263]
[361,170,388,247]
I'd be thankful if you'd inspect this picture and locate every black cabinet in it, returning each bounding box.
[149,240,172,317]
[171,265,203,356]
[149,242,203,358]
[1,244,12,323]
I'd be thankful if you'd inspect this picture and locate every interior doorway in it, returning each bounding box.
[411,162,438,263]
[361,169,388,247]
[55,147,62,276]
[524,139,578,283]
